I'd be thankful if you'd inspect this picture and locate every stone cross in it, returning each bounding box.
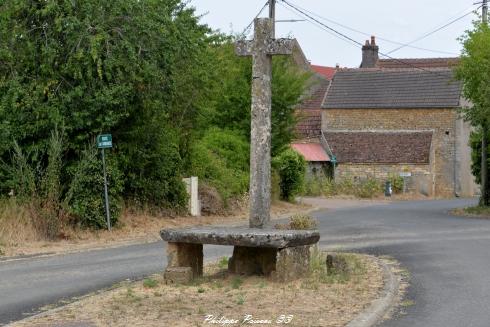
[235,18,294,228]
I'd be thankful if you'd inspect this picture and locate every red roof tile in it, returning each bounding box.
[291,143,330,162]
[324,131,433,164]
[311,65,337,80]
[294,109,322,139]
[299,77,330,110]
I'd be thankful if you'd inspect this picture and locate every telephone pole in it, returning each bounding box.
[269,0,275,37]
[482,0,489,206]
[483,0,488,24]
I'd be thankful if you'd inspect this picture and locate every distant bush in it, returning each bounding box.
[289,214,318,230]
[191,128,249,203]
[273,149,306,201]
[66,146,123,229]
[388,174,404,193]
[354,178,383,198]
[303,176,383,199]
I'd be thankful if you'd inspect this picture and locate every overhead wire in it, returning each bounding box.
[282,0,472,56]
[241,1,269,37]
[279,0,480,78]
[387,6,480,54]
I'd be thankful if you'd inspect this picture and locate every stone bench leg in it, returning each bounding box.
[228,246,277,275]
[228,245,312,281]
[165,242,203,283]
[272,245,311,282]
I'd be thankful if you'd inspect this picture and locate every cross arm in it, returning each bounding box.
[235,40,254,56]
[266,38,295,55]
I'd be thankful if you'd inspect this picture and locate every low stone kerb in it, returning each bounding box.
[160,227,319,248]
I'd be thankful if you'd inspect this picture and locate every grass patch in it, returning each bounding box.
[230,276,243,289]
[142,278,158,289]
[17,254,386,327]
[306,248,366,287]
[236,295,245,305]
[400,299,415,307]
[464,206,490,217]
[218,256,229,269]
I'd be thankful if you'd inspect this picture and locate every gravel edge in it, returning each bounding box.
[346,256,400,327]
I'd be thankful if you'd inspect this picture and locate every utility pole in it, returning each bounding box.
[484,0,488,24]
[269,0,275,37]
[482,0,489,206]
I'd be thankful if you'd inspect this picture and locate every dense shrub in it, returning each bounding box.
[121,127,187,209]
[191,128,249,203]
[8,131,64,238]
[289,214,318,230]
[66,147,123,229]
[273,149,306,201]
[303,176,383,199]
[388,174,405,193]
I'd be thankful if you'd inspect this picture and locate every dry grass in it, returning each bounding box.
[452,206,490,219]
[0,200,309,257]
[12,251,384,327]
[0,198,41,255]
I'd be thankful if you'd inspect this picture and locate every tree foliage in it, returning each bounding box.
[273,148,306,201]
[0,0,309,228]
[456,21,490,205]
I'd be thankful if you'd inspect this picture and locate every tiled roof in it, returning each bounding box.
[291,142,330,162]
[324,69,461,109]
[294,110,322,139]
[299,77,330,110]
[324,131,433,164]
[377,57,459,69]
[311,65,337,80]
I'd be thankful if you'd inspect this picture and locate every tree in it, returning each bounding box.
[202,41,310,157]
[0,0,212,211]
[456,22,490,206]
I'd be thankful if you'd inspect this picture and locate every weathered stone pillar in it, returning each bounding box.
[235,18,294,228]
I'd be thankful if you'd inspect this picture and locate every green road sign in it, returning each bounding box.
[97,134,113,149]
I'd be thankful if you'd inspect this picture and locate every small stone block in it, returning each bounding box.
[164,267,192,284]
[326,253,349,275]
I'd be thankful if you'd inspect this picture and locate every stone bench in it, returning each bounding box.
[160,227,320,282]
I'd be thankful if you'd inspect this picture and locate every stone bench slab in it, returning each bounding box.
[160,226,319,248]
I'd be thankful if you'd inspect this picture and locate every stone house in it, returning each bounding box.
[320,37,478,197]
[292,65,336,178]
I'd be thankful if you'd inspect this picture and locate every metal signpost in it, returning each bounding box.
[97,134,113,231]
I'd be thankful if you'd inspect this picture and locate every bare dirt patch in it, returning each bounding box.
[0,201,310,258]
[12,251,385,327]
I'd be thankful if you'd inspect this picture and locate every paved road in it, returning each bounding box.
[0,243,231,325]
[2,198,489,327]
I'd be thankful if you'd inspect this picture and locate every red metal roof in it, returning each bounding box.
[291,143,330,162]
[311,65,337,80]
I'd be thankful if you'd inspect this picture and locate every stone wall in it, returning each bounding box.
[335,163,433,195]
[322,108,474,197]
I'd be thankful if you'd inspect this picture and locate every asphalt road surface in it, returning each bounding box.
[2,198,489,327]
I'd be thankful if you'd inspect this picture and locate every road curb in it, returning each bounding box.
[346,256,400,327]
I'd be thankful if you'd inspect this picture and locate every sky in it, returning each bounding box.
[189,0,480,68]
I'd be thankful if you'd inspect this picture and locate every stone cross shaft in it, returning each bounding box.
[235,18,294,228]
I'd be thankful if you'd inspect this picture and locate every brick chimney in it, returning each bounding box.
[360,36,379,68]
